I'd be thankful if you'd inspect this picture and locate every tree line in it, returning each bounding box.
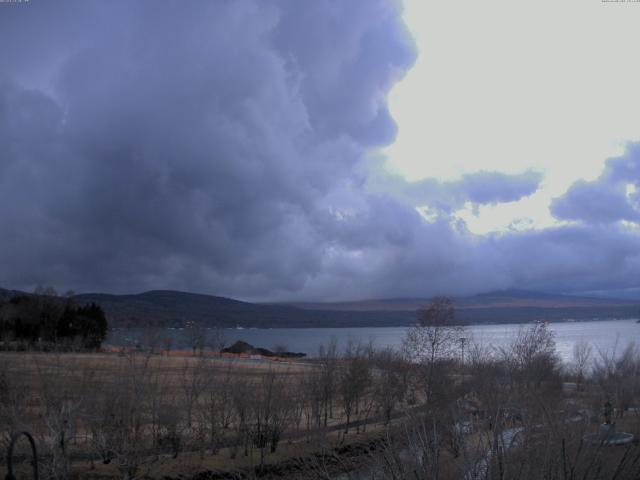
[0,287,108,350]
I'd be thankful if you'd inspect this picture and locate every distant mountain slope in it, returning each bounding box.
[286,289,633,312]
[75,290,303,327]
[2,287,638,328]
[74,290,415,328]
[456,289,632,309]
[0,288,26,303]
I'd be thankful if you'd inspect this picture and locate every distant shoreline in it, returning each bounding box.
[109,316,639,330]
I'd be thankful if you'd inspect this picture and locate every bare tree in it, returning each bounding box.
[182,322,207,355]
[179,356,210,429]
[593,340,640,417]
[372,347,408,425]
[198,365,235,454]
[86,351,159,480]
[41,399,81,479]
[572,340,592,391]
[230,377,251,459]
[302,368,323,433]
[31,354,85,479]
[318,337,338,427]
[243,370,293,466]
[207,326,226,352]
[501,322,559,391]
[162,335,173,355]
[339,341,372,434]
[404,297,464,405]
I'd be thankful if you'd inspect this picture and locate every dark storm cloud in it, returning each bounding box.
[497,225,640,291]
[0,0,417,298]
[1,0,639,300]
[551,144,640,224]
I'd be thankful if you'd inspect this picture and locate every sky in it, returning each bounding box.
[0,0,639,301]
[387,0,640,234]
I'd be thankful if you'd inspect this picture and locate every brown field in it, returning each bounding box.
[1,325,639,480]
[0,350,397,479]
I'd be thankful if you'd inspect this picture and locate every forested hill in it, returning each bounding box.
[0,288,23,303]
[1,288,638,328]
[73,290,415,328]
[75,289,640,328]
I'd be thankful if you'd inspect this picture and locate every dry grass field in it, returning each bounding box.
[1,322,639,480]
[0,349,398,479]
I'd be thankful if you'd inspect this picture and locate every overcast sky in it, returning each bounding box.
[1,0,639,301]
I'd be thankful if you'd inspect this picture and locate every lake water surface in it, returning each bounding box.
[107,318,640,363]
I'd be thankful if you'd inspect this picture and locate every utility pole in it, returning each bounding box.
[459,336,466,367]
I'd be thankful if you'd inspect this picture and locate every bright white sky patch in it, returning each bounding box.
[385,0,640,234]
[456,193,559,235]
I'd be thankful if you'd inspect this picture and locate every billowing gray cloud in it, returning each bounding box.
[368,167,542,214]
[551,144,640,224]
[1,0,639,301]
[0,0,417,299]
[459,170,543,205]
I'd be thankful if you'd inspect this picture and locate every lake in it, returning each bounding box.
[107,318,640,364]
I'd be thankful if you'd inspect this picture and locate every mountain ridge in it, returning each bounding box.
[1,287,638,328]
[279,289,634,312]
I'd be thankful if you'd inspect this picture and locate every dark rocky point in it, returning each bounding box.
[222,340,306,358]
